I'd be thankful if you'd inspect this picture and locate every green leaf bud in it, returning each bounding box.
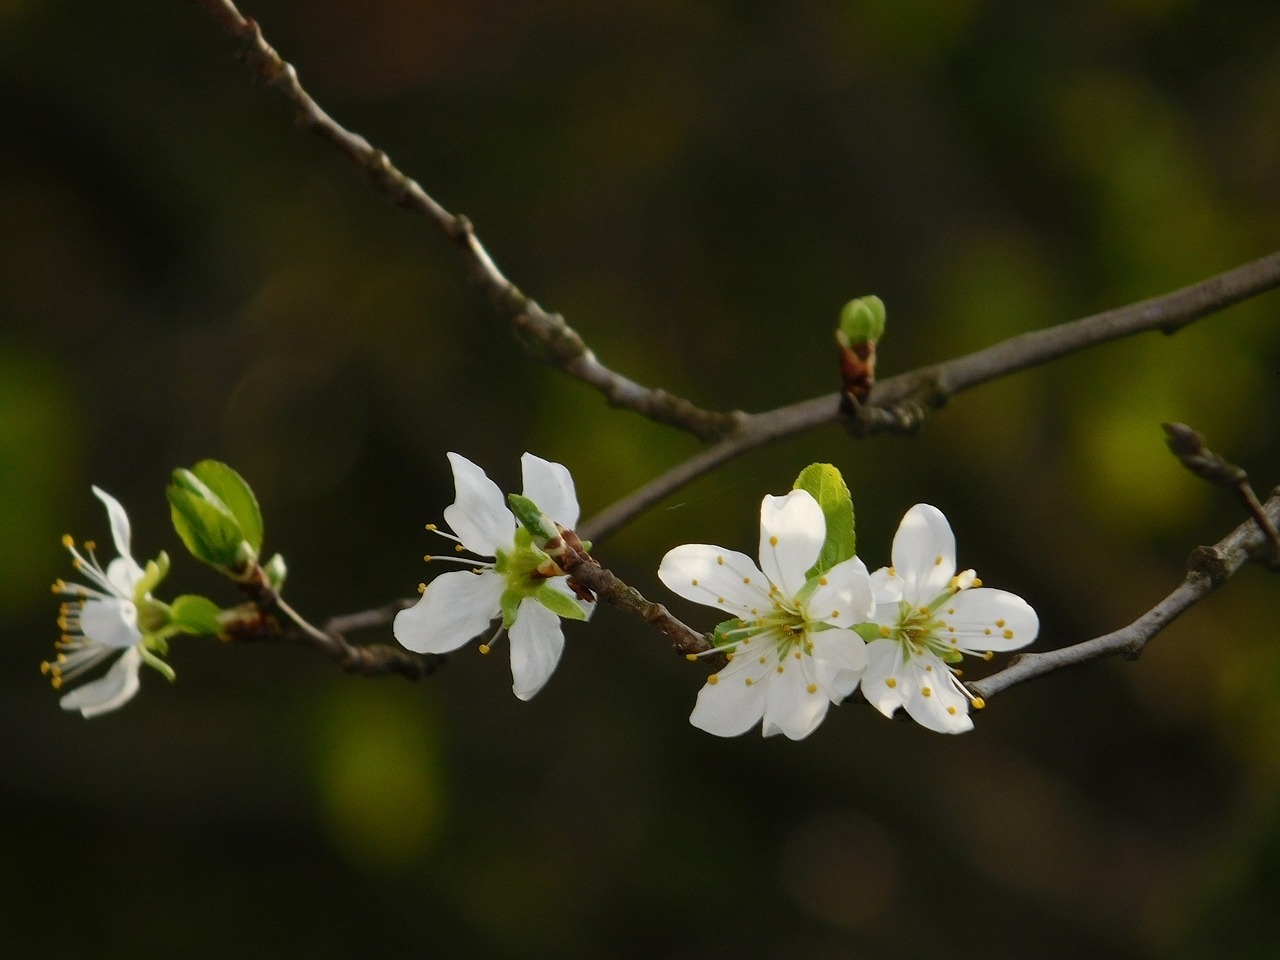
[838,295,886,346]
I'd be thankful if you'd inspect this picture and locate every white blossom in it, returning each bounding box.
[862,504,1039,733]
[44,488,154,718]
[659,489,874,740]
[394,453,590,701]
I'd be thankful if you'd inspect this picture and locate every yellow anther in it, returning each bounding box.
[744,677,753,686]
[685,653,698,662]
[921,686,933,697]
[50,676,63,689]
[742,577,750,584]
[716,555,725,565]
[769,536,778,546]
[759,656,767,665]
[478,644,491,655]
[51,580,65,593]
[879,625,891,638]
[425,523,437,531]
[818,576,829,586]
[984,627,992,636]
[885,677,897,689]
[454,544,465,553]
[707,674,719,685]
[691,578,699,586]
[919,606,930,615]
[716,596,725,604]
[947,626,955,633]
[972,697,986,710]
[39,661,52,675]
[924,663,932,672]
[793,650,801,660]
[947,706,957,715]
[417,583,426,593]
[983,650,994,661]
[423,554,433,562]
[830,610,840,619]
[61,534,74,548]
[887,566,896,576]
[1003,629,1014,640]
[995,619,1006,628]
[947,607,955,615]
[934,555,943,565]
[953,667,964,677]
[806,683,818,694]
[84,540,97,552]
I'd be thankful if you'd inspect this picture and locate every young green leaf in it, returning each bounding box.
[190,460,264,553]
[170,594,225,636]
[793,462,856,577]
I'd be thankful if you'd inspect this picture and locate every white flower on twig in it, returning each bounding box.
[394,453,591,701]
[44,487,172,718]
[659,489,875,740]
[862,504,1039,733]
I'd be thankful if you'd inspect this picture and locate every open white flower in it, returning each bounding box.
[44,487,163,718]
[394,452,591,701]
[658,489,875,740]
[862,504,1039,734]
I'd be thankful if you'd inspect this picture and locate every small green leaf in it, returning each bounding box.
[170,594,224,635]
[191,460,264,553]
[534,584,588,621]
[793,463,856,577]
[167,474,245,568]
[263,553,288,591]
[838,295,886,345]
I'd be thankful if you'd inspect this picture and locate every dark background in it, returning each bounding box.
[3,1,1279,957]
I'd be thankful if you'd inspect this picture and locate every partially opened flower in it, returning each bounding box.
[44,487,175,718]
[862,504,1039,734]
[659,489,875,740]
[394,452,591,701]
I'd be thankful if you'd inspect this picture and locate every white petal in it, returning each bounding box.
[869,566,904,604]
[758,491,825,599]
[688,652,769,737]
[520,453,580,529]
[79,597,143,649]
[92,486,134,566]
[945,588,1040,654]
[762,656,830,740]
[899,654,973,734]
[890,504,956,601]
[105,556,145,597]
[810,630,869,701]
[658,544,774,618]
[442,453,516,557]
[508,597,565,700]
[393,569,504,654]
[60,646,143,718]
[808,555,876,625]
[861,639,908,720]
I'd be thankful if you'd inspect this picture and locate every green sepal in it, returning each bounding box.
[263,553,288,591]
[135,551,170,601]
[712,618,747,648]
[498,587,523,630]
[139,645,176,683]
[507,493,557,545]
[189,460,263,554]
[793,463,856,578]
[170,594,225,636]
[853,622,884,642]
[534,584,588,622]
[838,295,886,345]
[168,469,249,569]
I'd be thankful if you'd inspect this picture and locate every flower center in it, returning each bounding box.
[891,597,960,662]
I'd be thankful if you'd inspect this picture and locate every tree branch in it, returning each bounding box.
[968,488,1280,700]
[195,0,740,442]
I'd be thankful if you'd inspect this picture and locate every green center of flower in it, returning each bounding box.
[890,595,962,664]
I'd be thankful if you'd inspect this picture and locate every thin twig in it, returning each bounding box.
[1163,421,1280,564]
[583,255,1280,541]
[968,489,1280,699]
[195,0,740,442]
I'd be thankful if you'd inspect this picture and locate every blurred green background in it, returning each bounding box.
[3,0,1279,957]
